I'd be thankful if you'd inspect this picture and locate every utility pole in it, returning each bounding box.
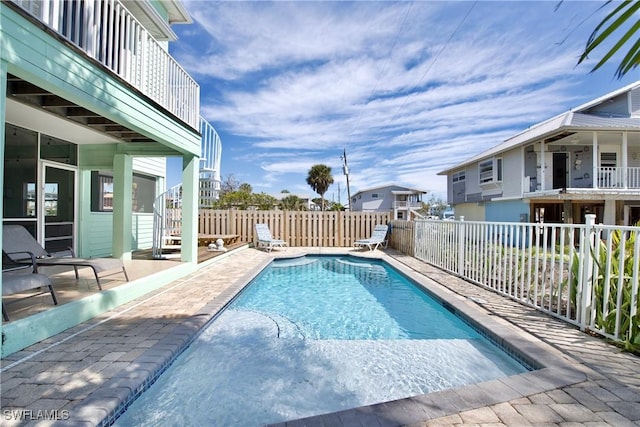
[341,149,352,210]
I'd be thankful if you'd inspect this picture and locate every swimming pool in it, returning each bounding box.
[115,256,529,426]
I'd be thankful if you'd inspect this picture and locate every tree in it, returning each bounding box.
[280,194,308,211]
[575,0,640,79]
[220,174,240,196]
[328,201,345,211]
[253,192,277,210]
[306,164,334,211]
[239,183,253,194]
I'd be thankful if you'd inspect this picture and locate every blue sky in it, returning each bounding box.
[166,1,639,203]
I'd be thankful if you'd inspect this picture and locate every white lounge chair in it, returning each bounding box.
[354,224,389,251]
[3,225,129,290]
[255,224,287,252]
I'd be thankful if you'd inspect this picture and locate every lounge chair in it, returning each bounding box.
[2,225,129,290]
[3,251,57,321]
[255,224,287,252]
[354,224,389,251]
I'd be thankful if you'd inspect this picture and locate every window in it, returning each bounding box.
[4,124,38,218]
[371,193,379,198]
[479,160,493,184]
[41,134,77,165]
[452,171,466,182]
[600,152,617,167]
[478,158,503,184]
[91,172,156,213]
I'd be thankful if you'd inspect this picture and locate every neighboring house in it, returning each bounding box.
[439,81,640,226]
[350,185,427,220]
[1,0,204,352]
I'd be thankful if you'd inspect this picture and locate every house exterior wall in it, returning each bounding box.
[351,185,423,214]
[485,199,530,223]
[502,148,522,198]
[453,202,485,221]
[352,189,392,211]
[78,157,164,257]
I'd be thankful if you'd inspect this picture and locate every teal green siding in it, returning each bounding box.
[1,4,201,156]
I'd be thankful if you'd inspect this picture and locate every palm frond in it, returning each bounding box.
[577,0,640,79]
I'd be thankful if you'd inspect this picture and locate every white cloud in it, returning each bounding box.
[174,1,638,198]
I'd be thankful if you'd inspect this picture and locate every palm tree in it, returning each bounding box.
[306,164,334,211]
[280,194,307,211]
[576,0,640,79]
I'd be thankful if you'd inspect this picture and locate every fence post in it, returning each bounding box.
[578,214,596,330]
[458,216,465,276]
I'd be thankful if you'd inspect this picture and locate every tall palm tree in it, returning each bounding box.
[306,164,334,211]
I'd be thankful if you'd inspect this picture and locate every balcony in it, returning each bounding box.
[394,201,423,209]
[11,0,199,130]
[597,167,640,189]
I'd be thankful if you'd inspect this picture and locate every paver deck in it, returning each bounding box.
[1,247,639,426]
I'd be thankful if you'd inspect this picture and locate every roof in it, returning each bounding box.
[352,184,428,197]
[438,81,640,175]
[122,0,192,42]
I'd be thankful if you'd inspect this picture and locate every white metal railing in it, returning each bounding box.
[413,215,639,347]
[11,0,199,129]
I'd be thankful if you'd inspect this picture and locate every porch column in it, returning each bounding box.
[181,153,198,263]
[603,199,616,225]
[113,154,133,260]
[592,132,599,189]
[622,132,628,189]
[540,140,545,191]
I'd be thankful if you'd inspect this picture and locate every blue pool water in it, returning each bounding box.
[116,256,528,426]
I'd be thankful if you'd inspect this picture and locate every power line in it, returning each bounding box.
[391,1,478,121]
[347,1,414,139]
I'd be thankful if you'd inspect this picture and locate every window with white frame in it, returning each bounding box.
[452,171,466,182]
[478,158,502,184]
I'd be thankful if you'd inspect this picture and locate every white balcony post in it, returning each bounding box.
[622,132,628,188]
[540,141,545,191]
[592,132,599,189]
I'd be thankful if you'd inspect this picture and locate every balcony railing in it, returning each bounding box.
[597,167,640,189]
[12,0,199,130]
[394,201,423,209]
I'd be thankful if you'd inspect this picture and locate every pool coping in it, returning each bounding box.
[72,250,591,426]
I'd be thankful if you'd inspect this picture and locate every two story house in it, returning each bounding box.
[350,184,427,220]
[1,0,206,354]
[439,81,640,226]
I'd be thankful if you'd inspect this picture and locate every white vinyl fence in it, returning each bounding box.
[412,215,639,348]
